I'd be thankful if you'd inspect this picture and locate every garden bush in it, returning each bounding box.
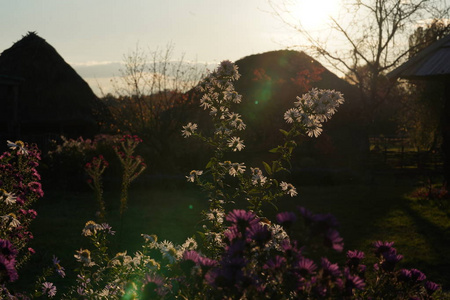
[0,61,444,299]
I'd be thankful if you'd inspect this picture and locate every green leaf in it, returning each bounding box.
[262,161,272,175]
[279,129,289,136]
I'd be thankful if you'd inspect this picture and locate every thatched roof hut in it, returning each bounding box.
[0,31,104,141]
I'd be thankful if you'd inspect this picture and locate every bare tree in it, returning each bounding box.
[102,43,207,167]
[269,0,449,122]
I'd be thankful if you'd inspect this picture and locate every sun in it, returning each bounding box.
[291,0,341,30]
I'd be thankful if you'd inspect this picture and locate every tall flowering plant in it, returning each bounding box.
[0,141,42,284]
[113,135,147,216]
[85,155,109,222]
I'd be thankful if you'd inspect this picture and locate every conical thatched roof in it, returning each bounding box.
[0,31,103,137]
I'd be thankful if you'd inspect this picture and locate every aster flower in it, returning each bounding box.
[276,211,297,228]
[52,256,66,278]
[346,250,365,269]
[321,257,341,278]
[7,140,28,155]
[373,241,395,257]
[0,189,17,205]
[410,268,426,282]
[0,255,18,282]
[284,108,300,123]
[263,255,286,271]
[142,274,168,298]
[344,270,365,296]
[227,136,245,152]
[74,249,95,267]
[250,167,267,186]
[425,281,440,295]
[324,228,344,252]
[0,239,18,260]
[226,209,258,231]
[297,257,317,277]
[1,214,20,229]
[228,162,246,177]
[280,181,298,197]
[186,170,203,182]
[181,122,198,138]
[42,282,57,298]
[381,249,403,272]
[246,223,272,246]
[81,220,103,236]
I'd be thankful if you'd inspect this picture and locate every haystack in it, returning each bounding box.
[0,32,104,141]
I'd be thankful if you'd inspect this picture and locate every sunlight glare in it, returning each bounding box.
[292,0,340,30]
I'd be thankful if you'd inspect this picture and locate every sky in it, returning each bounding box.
[3,0,441,96]
[2,0,319,95]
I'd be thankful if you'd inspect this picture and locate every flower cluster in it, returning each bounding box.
[0,141,42,285]
[284,88,344,137]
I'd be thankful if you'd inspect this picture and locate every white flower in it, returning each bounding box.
[250,167,267,186]
[74,249,95,267]
[81,220,103,236]
[186,170,203,182]
[217,60,241,81]
[1,214,20,228]
[228,162,246,177]
[284,108,300,123]
[7,140,28,155]
[280,181,298,197]
[227,136,245,152]
[206,209,225,224]
[181,237,198,251]
[181,122,198,138]
[159,240,178,263]
[0,189,17,205]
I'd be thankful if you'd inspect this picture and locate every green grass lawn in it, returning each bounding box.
[15,173,450,292]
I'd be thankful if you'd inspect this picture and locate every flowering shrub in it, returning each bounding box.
[0,61,445,299]
[46,135,119,187]
[1,141,42,285]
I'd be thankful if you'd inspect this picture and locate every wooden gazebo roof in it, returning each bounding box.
[387,34,450,79]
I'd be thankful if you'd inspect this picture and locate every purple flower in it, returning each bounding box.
[424,281,440,295]
[42,282,56,298]
[182,250,201,264]
[276,211,297,228]
[344,269,365,296]
[263,255,286,271]
[246,223,271,246]
[321,257,341,278]
[52,256,65,278]
[410,268,426,282]
[0,255,18,282]
[225,240,246,258]
[0,239,18,260]
[297,206,315,225]
[297,257,317,277]
[198,256,218,269]
[324,229,344,252]
[226,209,258,231]
[381,250,403,272]
[100,223,116,235]
[373,241,395,257]
[346,250,365,269]
[224,226,241,244]
[142,274,167,297]
[397,269,412,282]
